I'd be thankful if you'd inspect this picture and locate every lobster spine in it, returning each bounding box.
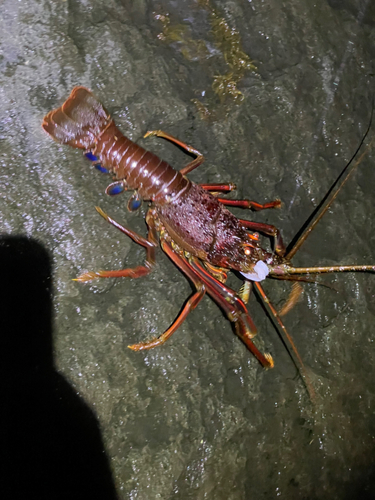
[94,120,189,204]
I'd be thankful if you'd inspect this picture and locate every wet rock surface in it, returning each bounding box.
[1,0,375,498]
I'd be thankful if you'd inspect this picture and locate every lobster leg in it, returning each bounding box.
[142,130,281,211]
[188,258,274,369]
[144,129,204,175]
[189,258,256,334]
[239,219,286,257]
[75,208,157,282]
[203,262,228,283]
[128,239,206,351]
[218,198,281,211]
[200,183,237,192]
[200,184,281,212]
[238,280,252,304]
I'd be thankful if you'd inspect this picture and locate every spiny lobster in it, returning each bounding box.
[42,86,375,399]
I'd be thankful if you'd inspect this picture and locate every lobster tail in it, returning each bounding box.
[42,86,110,150]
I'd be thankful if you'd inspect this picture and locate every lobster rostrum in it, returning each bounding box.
[43,87,375,399]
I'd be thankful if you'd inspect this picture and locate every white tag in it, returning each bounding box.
[241,260,269,282]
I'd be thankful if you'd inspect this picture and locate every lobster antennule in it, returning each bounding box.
[42,86,110,150]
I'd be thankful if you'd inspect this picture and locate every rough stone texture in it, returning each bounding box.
[1,0,375,498]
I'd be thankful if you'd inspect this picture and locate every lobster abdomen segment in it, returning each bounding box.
[93,120,189,202]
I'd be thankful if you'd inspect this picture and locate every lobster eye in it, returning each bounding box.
[243,241,255,255]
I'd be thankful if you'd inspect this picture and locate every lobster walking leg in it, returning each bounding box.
[203,262,228,283]
[188,258,274,368]
[189,258,256,335]
[144,129,204,175]
[75,208,157,282]
[238,280,252,304]
[128,239,206,351]
[144,129,281,210]
[200,184,281,210]
[218,198,281,211]
[200,183,236,192]
[239,219,286,256]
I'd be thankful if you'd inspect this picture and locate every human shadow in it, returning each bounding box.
[0,236,118,499]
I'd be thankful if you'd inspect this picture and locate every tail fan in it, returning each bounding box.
[42,86,110,150]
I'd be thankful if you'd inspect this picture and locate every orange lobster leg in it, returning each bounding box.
[144,129,204,175]
[239,219,286,257]
[218,198,281,210]
[129,239,206,351]
[142,130,281,213]
[200,183,237,192]
[75,207,157,282]
[188,258,274,369]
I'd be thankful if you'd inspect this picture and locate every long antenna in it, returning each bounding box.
[254,282,316,402]
[286,107,374,260]
[270,264,375,276]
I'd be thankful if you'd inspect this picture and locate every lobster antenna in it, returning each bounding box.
[271,264,375,276]
[286,103,374,260]
[254,282,316,402]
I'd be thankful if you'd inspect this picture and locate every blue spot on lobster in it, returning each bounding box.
[95,164,110,174]
[128,192,142,211]
[85,151,98,162]
[106,181,125,196]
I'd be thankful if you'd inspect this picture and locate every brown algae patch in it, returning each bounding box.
[155,0,257,119]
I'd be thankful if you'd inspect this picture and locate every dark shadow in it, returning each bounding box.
[0,236,118,500]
